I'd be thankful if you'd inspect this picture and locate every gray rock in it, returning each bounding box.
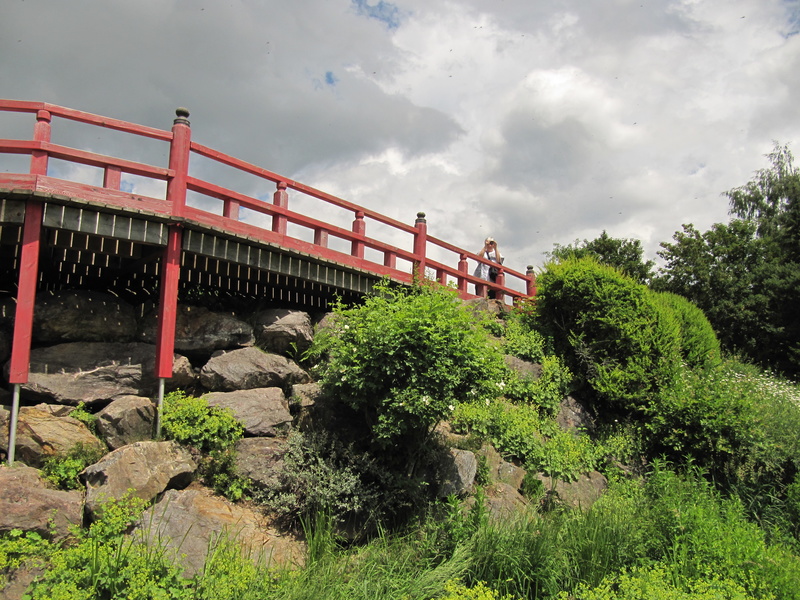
[32,290,138,344]
[234,437,289,489]
[437,448,477,497]
[96,395,155,449]
[0,465,83,539]
[204,388,292,437]
[200,347,311,392]
[0,406,105,468]
[483,482,530,519]
[82,441,196,517]
[136,486,304,576]
[290,382,323,408]
[138,305,254,356]
[504,355,543,379]
[251,309,313,356]
[556,395,594,432]
[6,342,195,406]
[537,470,608,510]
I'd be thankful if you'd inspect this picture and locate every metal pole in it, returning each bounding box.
[155,378,165,439]
[7,384,21,465]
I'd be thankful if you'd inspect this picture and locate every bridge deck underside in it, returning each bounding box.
[0,193,377,310]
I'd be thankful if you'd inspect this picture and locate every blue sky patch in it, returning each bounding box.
[352,0,402,30]
[325,71,338,86]
[783,0,799,37]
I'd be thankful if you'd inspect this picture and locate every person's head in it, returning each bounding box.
[485,237,496,248]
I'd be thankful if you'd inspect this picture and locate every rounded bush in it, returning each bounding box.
[536,257,681,410]
[653,291,721,369]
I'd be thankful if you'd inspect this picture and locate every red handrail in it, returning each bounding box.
[0,99,534,302]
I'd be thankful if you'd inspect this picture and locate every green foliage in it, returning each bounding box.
[502,317,547,363]
[655,143,800,378]
[537,257,681,410]
[451,400,597,482]
[161,390,244,453]
[41,442,105,490]
[547,230,656,284]
[0,529,52,588]
[564,564,760,600]
[439,579,521,600]
[644,363,760,470]
[653,291,721,369]
[201,449,251,502]
[69,402,98,434]
[309,280,506,443]
[504,354,573,415]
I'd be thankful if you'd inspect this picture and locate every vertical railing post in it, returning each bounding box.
[104,166,122,190]
[7,109,51,464]
[526,265,537,298]
[272,181,288,235]
[413,212,427,281]
[457,253,468,294]
[154,108,190,437]
[494,267,505,304]
[351,211,365,258]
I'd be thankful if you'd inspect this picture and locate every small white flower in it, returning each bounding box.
[448,404,455,411]
[422,396,430,406]
[343,324,350,330]
[496,381,506,389]
[485,398,491,406]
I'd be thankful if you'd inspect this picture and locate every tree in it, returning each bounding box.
[654,143,800,378]
[547,230,655,284]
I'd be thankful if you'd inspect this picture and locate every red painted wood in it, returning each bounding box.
[413,213,427,280]
[154,225,182,378]
[351,211,366,258]
[272,182,288,235]
[104,166,122,190]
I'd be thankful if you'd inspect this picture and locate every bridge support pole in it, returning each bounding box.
[413,212,427,282]
[154,108,190,436]
[7,109,50,465]
[526,265,537,298]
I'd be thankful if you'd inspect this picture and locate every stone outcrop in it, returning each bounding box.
[251,308,314,356]
[96,395,156,449]
[32,291,138,344]
[136,486,304,576]
[504,355,542,380]
[199,347,311,392]
[437,448,477,497]
[0,465,83,539]
[234,437,289,490]
[204,388,292,437]
[537,470,608,510]
[0,406,105,467]
[138,305,254,356]
[82,441,196,517]
[8,342,195,406]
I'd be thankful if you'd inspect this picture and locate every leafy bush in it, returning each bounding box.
[69,402,99,434]
[505,354,573,415]
[0,529,52,588]
[41,442,105,490]
[439,579,521,600]
[653,291,721,369]
[309,280,506,444]
[536,257,681,410]
[502,317,547,363]
[161,390,243,453]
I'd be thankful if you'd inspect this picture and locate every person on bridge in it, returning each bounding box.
[474,237,503,299]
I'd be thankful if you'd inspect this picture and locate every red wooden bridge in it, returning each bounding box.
[1,100,535,459]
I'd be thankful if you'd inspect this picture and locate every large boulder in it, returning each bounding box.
[537,470,608,510]
[251,309,313,356]
[0,465,83,539]
[6,342,195,406]
[32,290,137,343]
[556,395,595,433]
[234,437,289,490]
[138,305,254,357]
[136,486,304,576]
[204,388,292,437]
[199,347,311,392]
[436,448,477,497]
[503,355,543,380]
[81,441,196,517]
[0,406,105,468]
[96,395,156,449]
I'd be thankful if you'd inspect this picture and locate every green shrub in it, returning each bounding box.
[502,317,547,363]
[41,442,105,490]
[653,291,722,369]
[536,257,681,410]
[439,579,521,600]
[161,390,243,453]
[309,280,506,444]
[69,402,99,434]
[0,529,52,588]
[505,354,573,415]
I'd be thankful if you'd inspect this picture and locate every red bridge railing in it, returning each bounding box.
[0,100,536,302]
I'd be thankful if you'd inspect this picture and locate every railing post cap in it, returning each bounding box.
[527,265,534,270]
[416,212,426,223]
[174,108,191,126]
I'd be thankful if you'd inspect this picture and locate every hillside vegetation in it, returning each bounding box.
[5,265,800,600]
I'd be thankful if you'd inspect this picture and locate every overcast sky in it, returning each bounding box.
[2,0,799,276]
